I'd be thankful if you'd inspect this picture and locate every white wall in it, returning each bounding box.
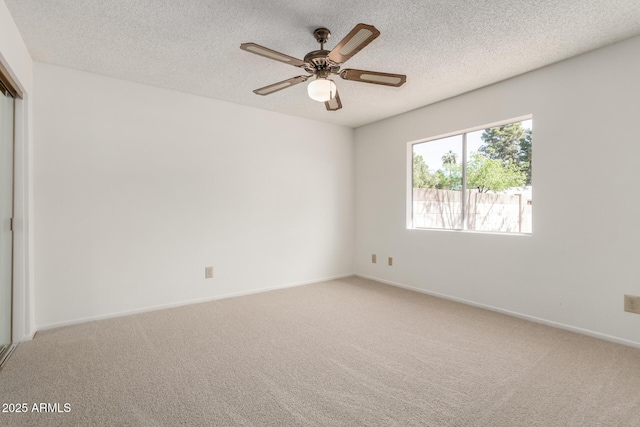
[355,35,640,347]
[34,63,354,328]
[0,0,35,341]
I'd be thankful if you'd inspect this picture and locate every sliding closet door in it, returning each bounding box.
[0,83,14,359]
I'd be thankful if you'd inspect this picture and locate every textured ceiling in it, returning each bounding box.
[5,0,640,128]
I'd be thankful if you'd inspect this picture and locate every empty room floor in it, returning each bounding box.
[1,276,639,426]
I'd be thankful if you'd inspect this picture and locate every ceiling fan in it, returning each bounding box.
[240,23,407,111]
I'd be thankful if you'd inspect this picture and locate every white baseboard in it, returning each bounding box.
[356,273,640,350]
[36,273,355,333]
[35,272,640,350]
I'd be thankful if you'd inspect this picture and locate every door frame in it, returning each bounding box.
[0,58,25,367]
[0,74,15,366]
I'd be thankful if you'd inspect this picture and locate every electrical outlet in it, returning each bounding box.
[388,257,393,266]
[624,294,640,314]
[372,254,377,264]
[205,266,214,279]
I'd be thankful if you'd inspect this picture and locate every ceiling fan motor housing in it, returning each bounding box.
[302,28,341,74]
[303,50,339,74]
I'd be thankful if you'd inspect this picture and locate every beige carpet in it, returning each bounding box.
[1,276,639,426]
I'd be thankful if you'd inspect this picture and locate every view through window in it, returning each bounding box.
[411,118,532,234]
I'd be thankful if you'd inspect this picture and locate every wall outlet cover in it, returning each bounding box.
[624,294,640,314]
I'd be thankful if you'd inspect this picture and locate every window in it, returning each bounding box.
[410,118,532,234]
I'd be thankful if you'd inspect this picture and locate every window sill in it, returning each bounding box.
[408,227,532,237]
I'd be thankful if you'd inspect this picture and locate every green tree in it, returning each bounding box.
[518,128,532,185]
[435,164,462,190]
[479,123,524,164]
[412,153,439,188]
[466,153,526,193]
[442,150,457,166]
[479,123,532,185]
[432,150,460,189]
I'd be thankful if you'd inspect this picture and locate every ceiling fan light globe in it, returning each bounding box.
[308,78,336,102]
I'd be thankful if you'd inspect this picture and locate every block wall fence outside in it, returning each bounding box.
[412,188,532,233]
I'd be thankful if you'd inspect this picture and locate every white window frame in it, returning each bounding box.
[406,115,532,235]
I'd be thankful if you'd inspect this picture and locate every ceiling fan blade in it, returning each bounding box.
[325,91,342,111]
[327,23,380,64]
[240,43,305,67]
[340,69,407,87]
[253,75,310,96]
